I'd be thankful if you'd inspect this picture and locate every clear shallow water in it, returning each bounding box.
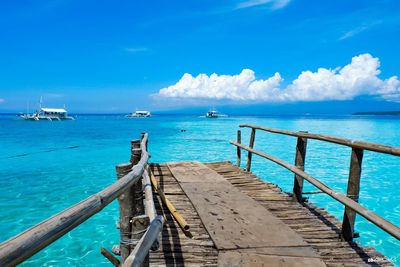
[0,114,399,266]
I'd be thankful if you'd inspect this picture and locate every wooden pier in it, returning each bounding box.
[0,125,399,266]
[149,162,393,266]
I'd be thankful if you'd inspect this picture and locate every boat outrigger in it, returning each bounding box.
[126,110,151,118]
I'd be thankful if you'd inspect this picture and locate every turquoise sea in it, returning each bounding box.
[0,114,399,266]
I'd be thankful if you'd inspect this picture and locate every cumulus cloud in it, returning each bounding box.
[236,0,291,10]
[157,54,400,103]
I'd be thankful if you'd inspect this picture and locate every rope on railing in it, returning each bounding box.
[123,215,165,267]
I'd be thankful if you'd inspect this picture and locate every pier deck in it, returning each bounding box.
[149,161,392,267]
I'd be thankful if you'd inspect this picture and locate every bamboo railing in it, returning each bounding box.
[0,133,163,267]
[231,125,400,242]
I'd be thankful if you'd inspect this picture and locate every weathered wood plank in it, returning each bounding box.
[148,164,218,267]
[218,251,326,267]
[167,162,317,255]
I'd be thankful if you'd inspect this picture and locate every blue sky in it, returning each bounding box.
[0,0,399,114]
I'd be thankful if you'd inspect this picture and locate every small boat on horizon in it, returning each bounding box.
[126,110,151,118]
[205,109,227,118]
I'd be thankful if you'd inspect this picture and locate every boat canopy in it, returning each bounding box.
[41,108,67,113]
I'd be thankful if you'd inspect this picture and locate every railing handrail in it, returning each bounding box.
[231,141,400,240]
[233,124,400,243]
[0,133,150,267]
[240,124,400,156]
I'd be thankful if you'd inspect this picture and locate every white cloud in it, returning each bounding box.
[125,47,148,53]
[340,26,369,40]
[339,21,382,40]
[236,0,290,10]
[157,54,400,103]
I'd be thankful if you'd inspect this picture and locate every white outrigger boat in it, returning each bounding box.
[126,110,151,118]
[19,98,74,121]
[20,108,74,121]
[205,109,227,118]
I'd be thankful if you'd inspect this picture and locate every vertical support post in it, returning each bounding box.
[141,132,148,151]
[342,148,363,241]
[236,130,241,167]
[131,140,141,164]
[116,162,134,262]
[246,128,256,172]
[292,133,308,202]
[117,139,142,263]
[131,140,143,216]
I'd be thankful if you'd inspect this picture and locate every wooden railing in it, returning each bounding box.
[231,124,400,242]
[0,133,163,267]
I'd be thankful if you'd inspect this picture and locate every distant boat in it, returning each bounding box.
[205,109,226,118]
[126,110,151,118]
[19,98,74,121]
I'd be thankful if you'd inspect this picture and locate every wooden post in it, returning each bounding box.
[141,132,148,151]
[116,162,134,262]
[100,247,120,267]
[292,133,308,202]
[342,148,363,241]
[118,139,142,263]
[236,130,241,167]
[246,128,256,172]
[131,140,141,164]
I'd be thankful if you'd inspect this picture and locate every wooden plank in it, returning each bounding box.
[167,161,225,183]
[149,163,219,267]
[218,251,326,267]
[167,162,317,253]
